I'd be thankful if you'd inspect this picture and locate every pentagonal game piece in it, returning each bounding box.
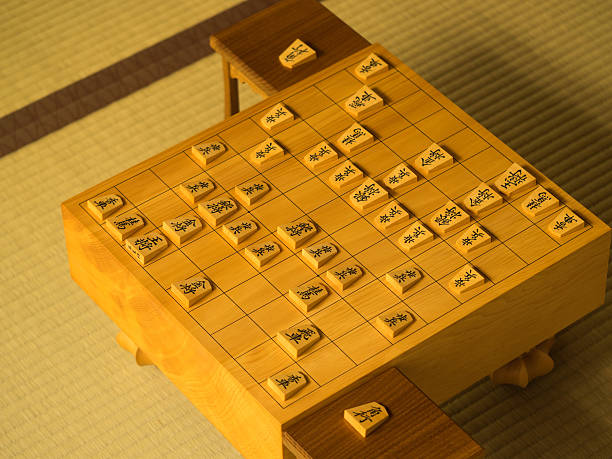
[170,274,213,308]
[398,222,434,252]
[326,264,362,292]
[382,163,417,191]
[354,53,389,83]
[191,140,226,167]
[494,162,537,198]
[277,219,317,249]
[449,264,486,295]
[178,178,215,205]
[288,282,328,312]
[344,402,389,437]
[222,219,258,245]
[162,215,202,245]
[125,231,168,265]
[374,200,410,231]
[349,178,388,212]
[301,240,338,269]
[276,323,321,358]
[260,103,295,133]
[455,223,491,254]
[279,38,316,69]
[198,196,238,226]
[87,194,123,221]
[235,180,270,206]
[547,209,585,241]
[337,122,374,154]
[249,138,285,168]
[430,201,470,235]
[520,186,559,217]
[414,143,453,177]
[105,212,145,241]
[304,141,338,171]
[267,369,308,402]
[244,240,281,268]
[375,306,415,339]
[329,160,364,190]
[385,267,422,294]
[344,85,384,120]
[463,183,503,216]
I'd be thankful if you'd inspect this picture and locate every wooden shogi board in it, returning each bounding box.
[62,44,610,458]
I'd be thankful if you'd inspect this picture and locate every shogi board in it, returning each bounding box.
[62,44,610,459]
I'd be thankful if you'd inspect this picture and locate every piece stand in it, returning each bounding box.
[490,337,555,388]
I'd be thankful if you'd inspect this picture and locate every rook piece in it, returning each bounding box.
[329,160,364,190]
[105,212,145,241]
[344,402,389,437]
[463,183,503,216]
[279,39,316,69]
[385,267,422,294]
[349,178,388,212]
[374,200,410,231]
[162,215,202,245]
[354,53,389,83]
[494,162,537,198]
[178,178,215,205]
[249,138,284,168]
[547,208,585,240]
[382,163,417,191]
[455,223,491,254]
[326,264,362,292]
[414,143,453,177]
[170,274,213,307]
[277,219,317,249]
[449,264,486,295]
[222,219,258,245]
[301,241,338,269]
[87,194,123,221]
[276,324,321,358]
[398,222,434,252]
[260,103,294,133]
[304,141,338,171]
[288,282,328,312]
[375,307,415,339]
[191,140,226,167]
[337,122,374,154]
[520,186,559,217]
[430,201,470,235]
[245,240,281,268]
[344,85,384,120]
[235,180,270,206]
[125,231,168,265]
[198,196,238,226]
[267,369,308,402]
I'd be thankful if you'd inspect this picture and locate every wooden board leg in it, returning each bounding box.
[116,330,154,366]
[491,337,555,388]
[222,58,239,118]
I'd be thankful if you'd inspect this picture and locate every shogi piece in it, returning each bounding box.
[344,402,389,437]
[277,219,317,249]
[301,241,338,269]
[170,274,213,308]
[198,196,238,226]
[288,282,328,312]
[430,201,470,236]
[105,212,145,241]
[385,267,422,294]
[249,138,285,168]
[178,178,215,205]
[494,162,537,198]
[455,223,491,254]
[344,85,384,120]
[125,231,168,265]
[329,160,364,190]
[235,180,270,206]
[279,38,316,69]
[449,264,486,295]
[463,183,503,216]
[87,194,123,221]
[398,222,435,252]
[375,306,415,339]
[547,209,585,241]
[382,163,417,191]
[374,200,410,231]
[326,264,362,292]
[276,324,321,358]
[520,186,559,217]
[260,103,295,133]
[162,216,203,245]
[337,122,374,154]
[354,53,389,83]
[222,219,258,245]
[245,240,281,268]
[191,140,226,167]
[349,178,388,212]
[267,369,308,402]
[304,141,338,171]
[414,143,453,177]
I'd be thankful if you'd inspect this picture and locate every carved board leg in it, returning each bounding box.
[490,337,555,388]
[116,330,154,366]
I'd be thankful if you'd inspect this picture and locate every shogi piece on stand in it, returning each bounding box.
[455,223,491,254]
[494,162,537,198]
[349,178,388,212]
[385,267,422,294]
[329,160,364,190]
[430,201,470,236]
[276,324,321,358]
[344,402,389,437]
[337,122,374,154]
[222,219,258,245]
[198,196,238,226]
[375,307,415,339]
[125,231,168,265]
[382,163,417,191]
[235,180,270,206]
[398,222,435,252]
[170,274,213,308]
[301,240,338,269]
[304,141,338,171]
[178,178,215,205]
[162,216,202,245]
[520,186,559,217]
[344,85,384,120]
[463,183,503,216]
[279,38,317,69]
[267,369,308,402]
[354,53,389,83]
[105,212,145,241]
[87,194,123,221]
[374,200,410,231]
[449,264,486,295]
[249,138,285,168]
[245,240,281,268]
[547,209,585,241]
[260,103,295,133]
[277,219,317,249]
[191,140,226,167]
[288,281,328,312]
[326,264,362,292]
[414,143,453,177]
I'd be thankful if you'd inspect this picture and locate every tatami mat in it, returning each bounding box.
[1,0,611,457]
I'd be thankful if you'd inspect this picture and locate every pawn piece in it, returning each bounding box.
[105,212,145,241]
[288,282,328,312]
[344,402,389,437]
[235,180,270,206]
[222,219,258,245]
[178,178,215,205]
[261,103,294,133]
[244,240,281,268]
[87,194,123,221]
[125,231,168,265]
[267,369,308,402]
[520,186,559,218]
[276,323,321,358]
[337,122,374,154]
[375,307,415,339]
[494,162,537,198]
[349,178,388,212]
[382,163,417,191]
[463,183,503,216]
[277,219,317,249]
[162,215,202,245]
[414,143,453,177]
[430,201,470,236]
[170,274,213,308]
[191,140,226,167]
[198,196,238,227]
[304,141,338,171]
[279,39,316,69]
[455,223,491,254]
[449,264,485,295]
[301,241,338,269]
[547,208,584,241]
[374,200,410,231]
[329,160,364,190]
[385,266,422,294]
[398,222,435,252]
[354,53,389,83]
[344,85,384,120]
[249,138,285,168]
[326,264,362,292]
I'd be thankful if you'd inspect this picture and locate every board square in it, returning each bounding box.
[353,142,403,179]
[505,225,558,264]
[226,274,281,314]
[370,71,418,104]
[332,218,384,255]
[190,294,245,333]
[413,242,466,280]
[472,244,527,283]
[361,106,410,140]
[205,253,258,291]
[479,204,532,242]
[263,256,316,293]
[213,316,268,357]
[440,128,489,162]
[316,70,362,102]
[396,182,447,218]
[416,110,465,142]
[298,343,356,385]
[462,147,512,182]
[430,164,481,200]
[285,178,337,214]
[284,86,333,119]
[210,154,259,190]
[237,340,295,383]
[335,323,390,364]
[138,190,192,227]
[345,280,400,320]
[407,282,460,323]
[354,239,409,277]
[145,249,199,289]
[219,119,267,152]
[251,195,304,230]
[306,104,355,138]
[310,299,365,340]
[150,153,203,189]
[272,122,322,156]
[392,90,442,124]
[264,156,312,193]
[384,126,432,162]
[182,230,235,269]
[310,198,360,234]
[249,297,305,336]
[116,170,168,206]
